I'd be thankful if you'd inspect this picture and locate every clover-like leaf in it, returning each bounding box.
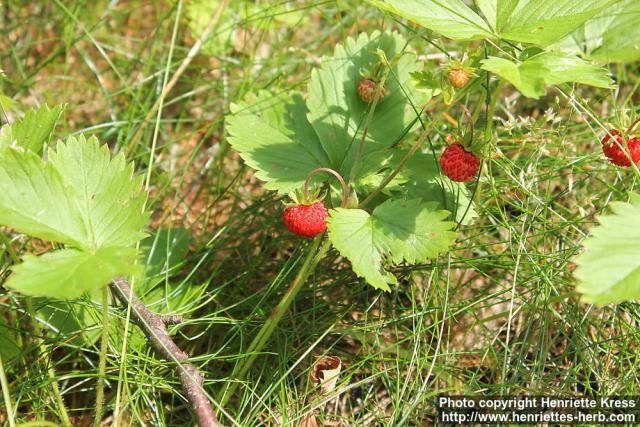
[226,91,330,194]
[481,51,613,99]
[328,199,455,290]
[6,247,141,299]
[574,194,640,305]
[0,104,64,154]
[307,31,426,179]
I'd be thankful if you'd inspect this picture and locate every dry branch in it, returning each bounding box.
[110,278,221,427]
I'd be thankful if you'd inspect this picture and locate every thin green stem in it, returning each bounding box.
[0,353,15,427]
[348,64,391,187]
[359,116,435,208]
[24,300,71,426]
[484,79,505,141]
[219,235,331,405]
[93,286,110,427]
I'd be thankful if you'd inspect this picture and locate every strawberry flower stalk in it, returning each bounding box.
[282,168,349,238]
[222,168,349,404]
[439,102,482,182]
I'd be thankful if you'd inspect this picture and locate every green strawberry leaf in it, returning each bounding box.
[0,135,148,299]
[481,51,613,99]
[49,135,148,249]
[0,148,89,247]
[0,136,147,251]
[366,0,493,41]
[226,91,330,194]
[306,31,426,179]
[491,0,620,46]
[35,298,101,346]
[574,194,640,305]
[6,247,141,299]
[551,0,640,64]
[401,152,477,225]
[0,104,64,154]
[141,228,190,281]
[328,199,456,291]
[0,318,20,361]
[371,0,619,46]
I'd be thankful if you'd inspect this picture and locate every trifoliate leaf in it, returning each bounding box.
[0,136,147,251]
[0,104,64,154]
[6,247,141,299]
[306,31,426,178]
[226,91,330,194]
[0,135,148,299]
[481,52,613,99]
[366,0,493,41]
[328,199,455,290]
[48,135,148,249]
[574,194,640,305]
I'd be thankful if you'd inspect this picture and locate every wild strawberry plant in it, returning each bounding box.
[227,31,465,291]
[0,108,148,298]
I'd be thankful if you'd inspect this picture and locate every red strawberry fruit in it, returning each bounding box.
[283,201,328,238]
[601,129,640,167]
[440,143,481,182]
[358,78,387,104]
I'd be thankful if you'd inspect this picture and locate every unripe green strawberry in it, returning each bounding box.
[358,78,387,103]
[282,201,328,238]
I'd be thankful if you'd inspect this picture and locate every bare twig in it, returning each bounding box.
[110,278,221,427]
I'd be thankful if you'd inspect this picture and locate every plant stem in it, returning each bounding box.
[1,234,71,425]
[359,117,436,208]
[23,300,72,426]
[93,286,110,427]
[219,235,331,405]
[110,279,222,427]
[347,62,391,187]
[0,353,15,427]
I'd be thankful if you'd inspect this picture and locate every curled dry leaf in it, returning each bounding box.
[311,355,342,394]
[298,414,318,427]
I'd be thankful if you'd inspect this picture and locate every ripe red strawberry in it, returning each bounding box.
[601,129,640,167]
[440,143,480,182]
[447,68,470,89]
[282,202,328,238]
[358,78,387,103]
